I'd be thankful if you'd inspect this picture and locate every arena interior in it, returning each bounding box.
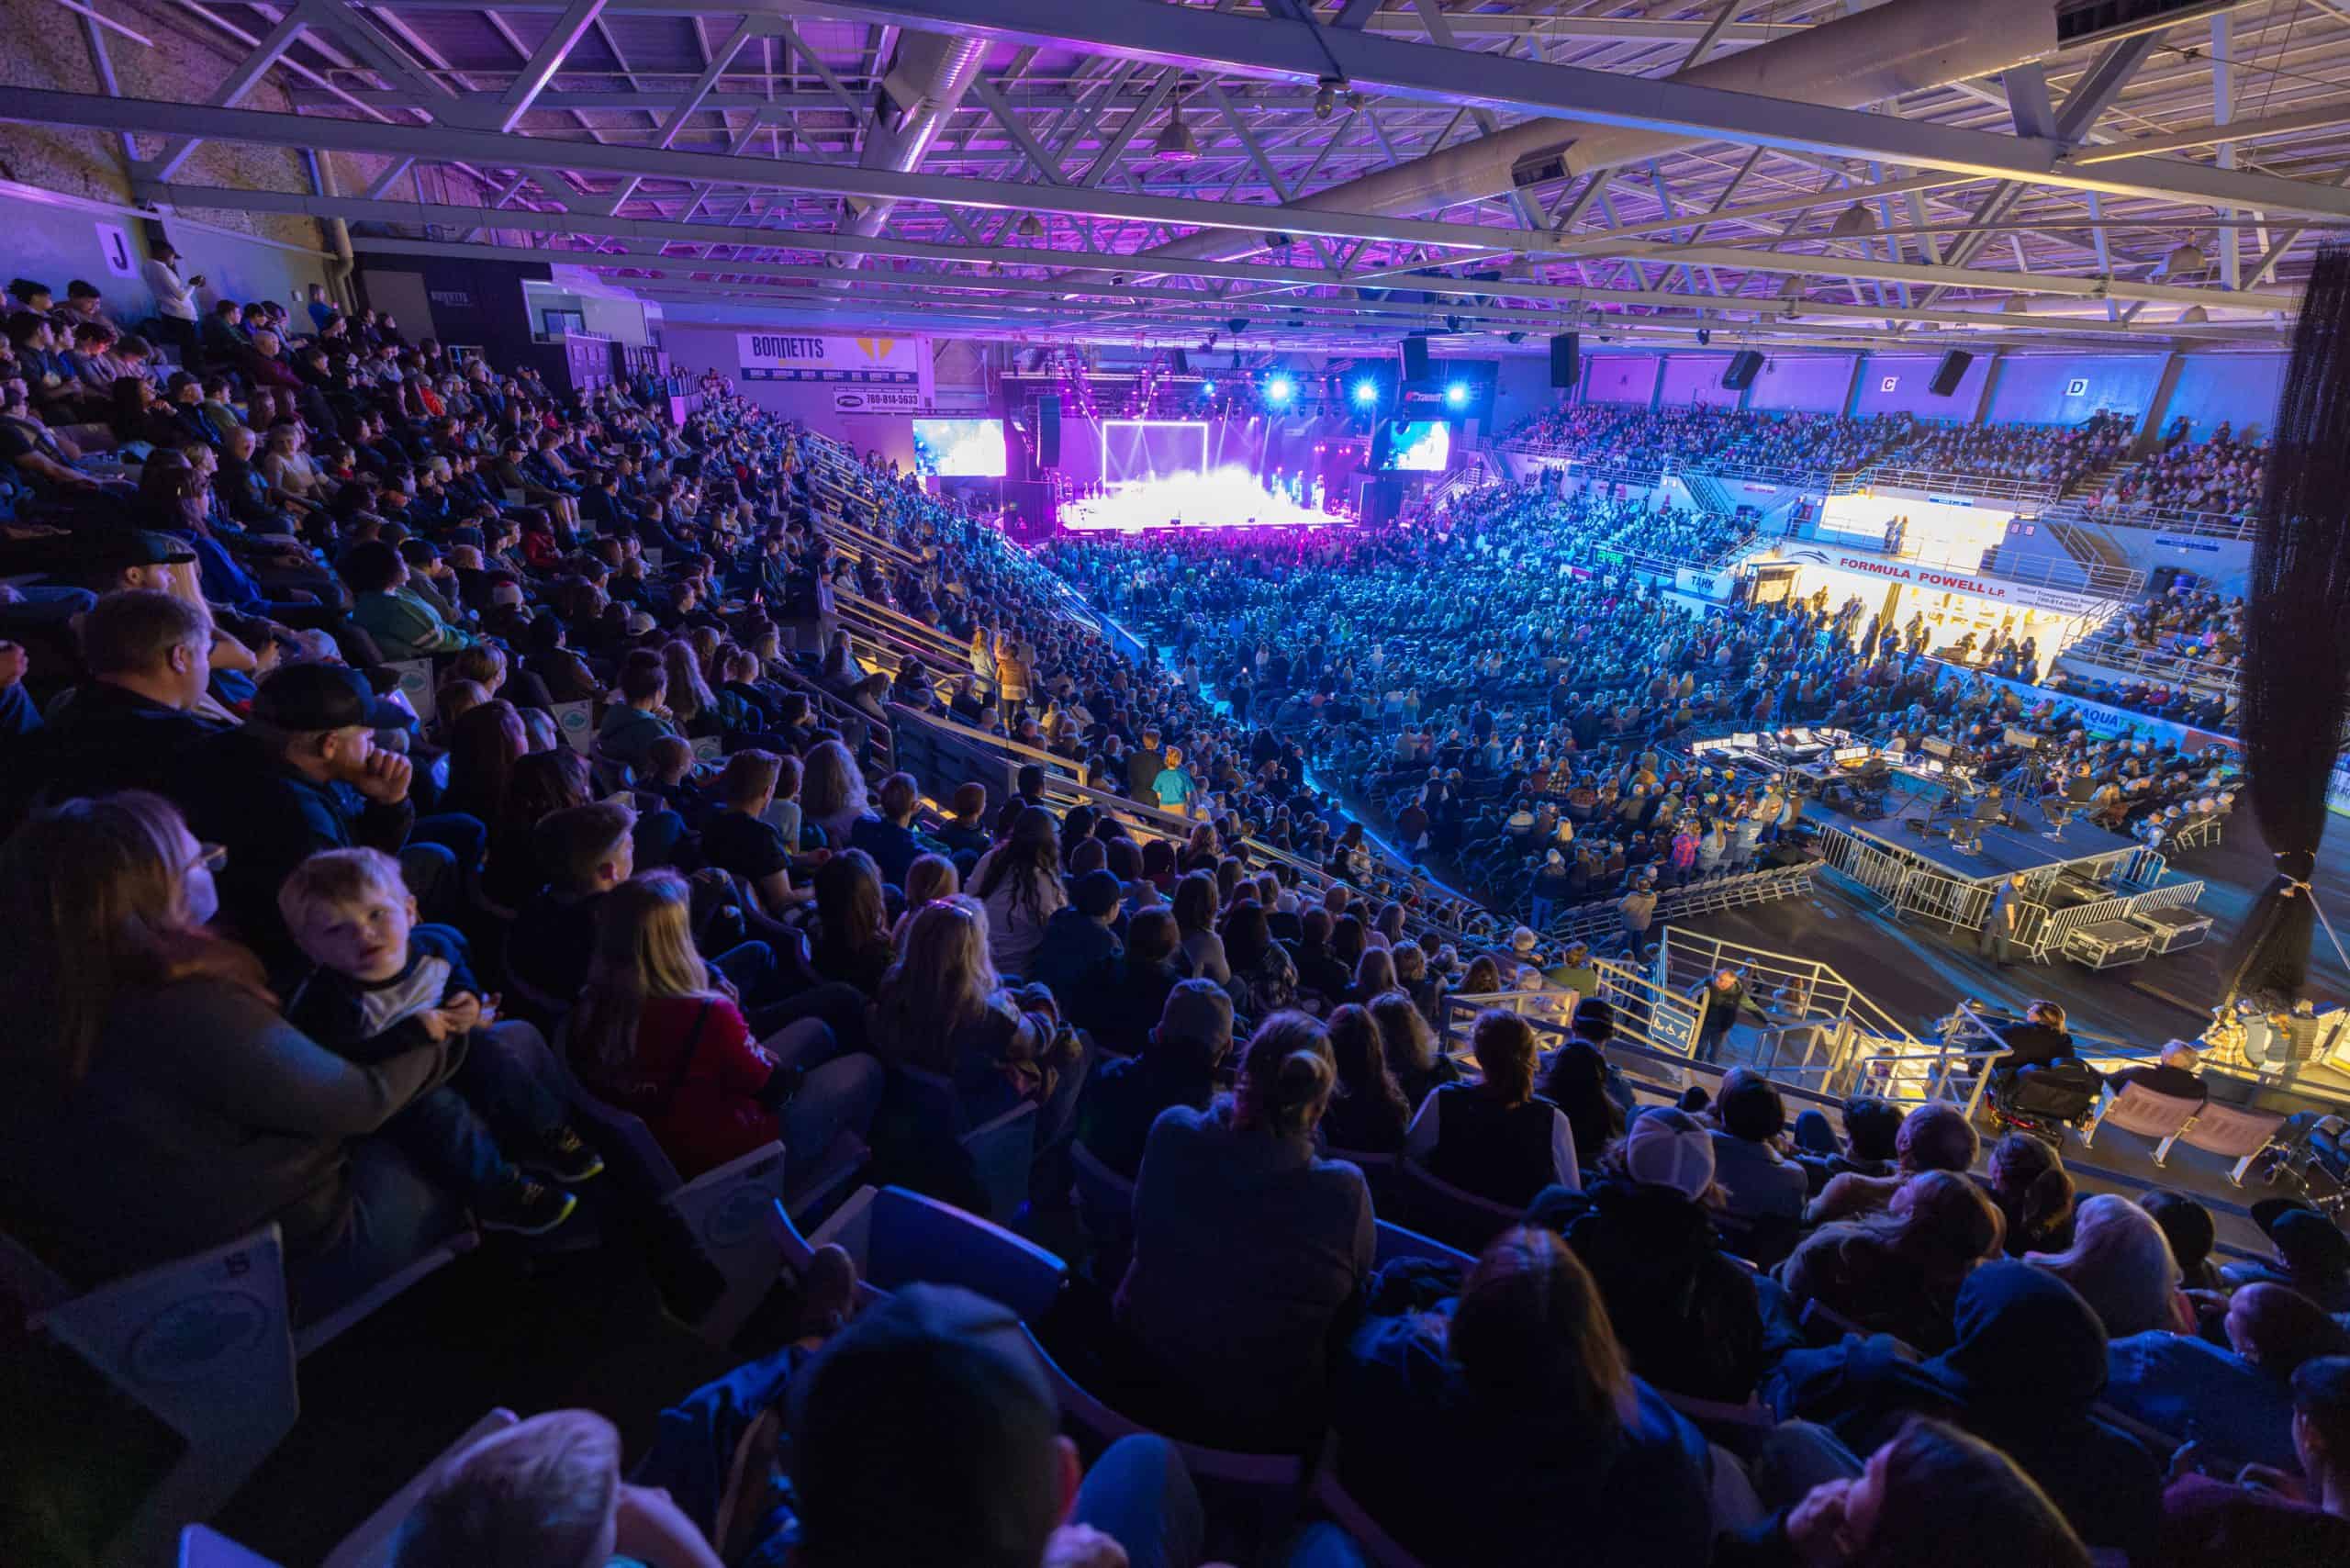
[8,0,2350,1563]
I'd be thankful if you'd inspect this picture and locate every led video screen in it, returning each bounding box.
[912,418,1007,477]
[1389,420,1452,472]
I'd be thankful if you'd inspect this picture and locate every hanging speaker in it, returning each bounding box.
[1370,419,1395,471]
[1549,332,1580,388]
[1037,395,1061,468]
[1171,350,1190,375]
[1929,350,1975,397]
[1401,334,1430,382]
[1721,350,1764,391]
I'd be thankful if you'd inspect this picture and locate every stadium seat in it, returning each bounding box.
[1022,1325,1312,1495]
[1371,1220,1475,1272]
[34,1226,299,1566]
[2172,1102,2288,1184]
[1307,1449,1429,1568]
[809,1184,1068,1323]
[2079,1081,2202,1156]
[963,1100,1041,1226]
[317,1408,520,1568]
[1396,1160,1520,1254]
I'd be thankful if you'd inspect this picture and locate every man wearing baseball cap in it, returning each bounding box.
[2225,1198,2350,1315]
[789,1283,1208,1568]
[187,659,439,972]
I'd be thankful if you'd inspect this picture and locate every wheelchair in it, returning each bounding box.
[2255,1112,2350,1222]
[1988,1060,2105,1148]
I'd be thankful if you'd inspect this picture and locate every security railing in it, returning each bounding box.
[1829,466,2064,505]
[2046,498,2258,541]
[1530,863,1819,944]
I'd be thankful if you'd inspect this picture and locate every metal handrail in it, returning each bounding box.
[2043,498,2257,542]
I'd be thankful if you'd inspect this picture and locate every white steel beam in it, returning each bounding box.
[751,0,2350,218]
[152,183,2294,332]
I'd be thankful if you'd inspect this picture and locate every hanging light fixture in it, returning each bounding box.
[1015,212,1044,241]
[2179,304,2210,324]
[2002,294,2031,314]
[1154,93,1200,163]
[1314,79,1337,118]
[2165,240,2210,275]
[1828,203,1874,238]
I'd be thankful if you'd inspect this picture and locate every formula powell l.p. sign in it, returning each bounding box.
[1830,552,2105,615]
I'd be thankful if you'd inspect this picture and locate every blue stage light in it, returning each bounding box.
[1266,375,1295,405]
[1445,382,1469,407]
[1353,380,1379,406]
[1200,380,1215,398]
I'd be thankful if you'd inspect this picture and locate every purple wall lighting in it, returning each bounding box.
[1746,353,1854,413]
[1986,354,2164,425]
[1849,353,1991,418]
[1658,354,1740,408]
[1583,353,1662,405]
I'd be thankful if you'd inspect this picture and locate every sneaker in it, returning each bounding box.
[522,1125,605,1184]
[476,1174,578,1236]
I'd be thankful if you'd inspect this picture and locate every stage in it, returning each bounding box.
[1058,463,1351,534]
[1807,798,2145,885]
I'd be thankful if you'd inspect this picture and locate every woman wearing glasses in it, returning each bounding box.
[0,791,465,1324]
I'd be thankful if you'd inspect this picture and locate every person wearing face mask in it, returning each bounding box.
[0,791,464,1323]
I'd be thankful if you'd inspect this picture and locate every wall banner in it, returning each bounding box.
[736,333,934,410]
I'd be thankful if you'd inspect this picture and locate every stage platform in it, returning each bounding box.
[1802,798,2143,884]
[1058,510,1347,534]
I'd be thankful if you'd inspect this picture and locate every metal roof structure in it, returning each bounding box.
[18,0,2350,352]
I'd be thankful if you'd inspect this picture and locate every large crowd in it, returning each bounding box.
[2081,418,2272,521]
[0,257,2327,1568]
[1051,487,2240,928]
[1501,402,2271,523]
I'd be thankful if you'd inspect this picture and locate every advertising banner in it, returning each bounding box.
[736,332,934,412]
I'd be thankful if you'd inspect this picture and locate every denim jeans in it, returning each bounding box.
[289,1137,467,1328]
[376,1020,569,1194]
[1071,1435,1206,1568]
[758,1016,885,1183]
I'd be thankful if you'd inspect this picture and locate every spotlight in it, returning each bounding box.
[1444,382,1468,408]
[1262,233,1293,253]
[1266,374,1295,405]
[1353,379,1378,406]
[1696,328,1711,346]
[1315,81,1336,118]
[1346,89,1365,113]
[1200,379,1216,397]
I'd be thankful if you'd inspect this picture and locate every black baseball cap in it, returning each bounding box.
[788,1284,1063,1568]
[2254,1197,2350,1274]
[252,662,408,732]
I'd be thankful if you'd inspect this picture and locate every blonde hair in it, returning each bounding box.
[720,748,782,810]
[2029,1193,2182,1338]
[394,1409,621,1568]
[570,871,723,1078]
[1369,989,1437,1076]
[1354,946,1398,997]
[872,896,998,1075]
[901,853,958,913]
[277,846,408,930]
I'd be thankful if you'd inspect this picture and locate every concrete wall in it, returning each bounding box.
[1747,353,1853,413]
[1985,353,2165,425]
[2165,353,2287,439]
[1848,353,1989,419]
[1657,353,1740,409]
[1582,353,1660,405]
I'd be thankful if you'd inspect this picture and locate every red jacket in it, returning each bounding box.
[592,996,779,1179]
